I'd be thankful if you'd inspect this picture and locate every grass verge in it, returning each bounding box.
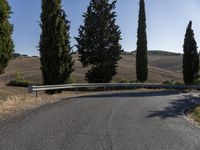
[0,87,94,121]
[188,105,200,125]
[0,88,163,122]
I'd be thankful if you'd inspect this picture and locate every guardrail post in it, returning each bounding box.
[75,88,78,94]
[36,91,38,98]
[28,85,33,93]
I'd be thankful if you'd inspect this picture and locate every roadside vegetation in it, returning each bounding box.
[0,0,14,74]
[163,80,182,85]
[136,0,148,83]
[7,72,36,87]
[183,21,199,85]
[39,0,74,94]
[76,0,122,83]
[188,106,200,125]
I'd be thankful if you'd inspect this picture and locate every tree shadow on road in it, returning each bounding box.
[79,90,183,98]
[147,95,198,119]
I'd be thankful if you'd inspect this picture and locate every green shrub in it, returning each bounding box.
[7,72,35,87]
[163,80,183,85]
[66,76,76,84]
[194,77,200,84]
[119,79,130,83]
[15,72,24,81]
[163,80,173,85]
[131,80,139,83]
[174,81,182,85]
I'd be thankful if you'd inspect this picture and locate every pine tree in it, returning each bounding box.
[76,0,122,83]
[136,0,148,83]
[0,0,14,74]
[39,0,74,94]
[183,21,199,85]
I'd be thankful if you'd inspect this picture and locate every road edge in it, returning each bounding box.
[182,106,200,130]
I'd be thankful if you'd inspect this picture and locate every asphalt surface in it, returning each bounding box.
[0,91,200,150]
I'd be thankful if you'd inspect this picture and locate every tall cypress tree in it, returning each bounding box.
[183,21,199,85]
[76,0,122,83]
[39,0,74,93]
[136,0,148,83]
[0,0,14,74]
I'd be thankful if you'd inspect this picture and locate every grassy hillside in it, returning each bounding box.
[0,54,183,86]
[130,50,182,56]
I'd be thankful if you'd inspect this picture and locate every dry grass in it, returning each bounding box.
[0,87,106,121]
[0,54,182,86]
[188,105,200,125]
[0,87,157,121]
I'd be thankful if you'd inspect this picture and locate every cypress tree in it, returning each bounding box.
[76,0,122,83]
[136,0,148,83]
[0,0,14,74]
[183,21,199,85]
[39,0,74,93]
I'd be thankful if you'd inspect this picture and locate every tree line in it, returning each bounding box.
[0,0,199,94]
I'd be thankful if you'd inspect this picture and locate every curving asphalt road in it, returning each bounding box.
[0,91,200,150]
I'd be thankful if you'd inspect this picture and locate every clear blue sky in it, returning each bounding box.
[8,0,200,56]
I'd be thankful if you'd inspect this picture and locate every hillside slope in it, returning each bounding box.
[0,54,183,86]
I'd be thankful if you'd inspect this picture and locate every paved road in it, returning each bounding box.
[0,91,200,150]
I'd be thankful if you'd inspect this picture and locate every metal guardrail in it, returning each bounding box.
[28,83,200,98]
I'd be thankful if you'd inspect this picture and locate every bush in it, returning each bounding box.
[174,81,182,85]
[194,81,200,84]
[7,72,35,87]
[163,80,174,85]
[131,80,139,83]
[13,53,21,58]
[66,76,76,84]
[194,76,200,84]
[119,79,130,83]
[163,80,183,85]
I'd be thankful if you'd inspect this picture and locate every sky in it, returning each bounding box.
[8,0,200,56]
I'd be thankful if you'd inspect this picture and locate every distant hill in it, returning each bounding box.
[147,50,182,56]
[13,53,29,58]
[0,54,183,86]
[13,50,181,58]
[130,50,182,56]
[13,53,39,58]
